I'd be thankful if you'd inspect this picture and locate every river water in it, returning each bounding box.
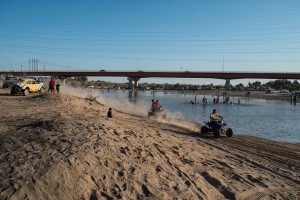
[98,89,300,144]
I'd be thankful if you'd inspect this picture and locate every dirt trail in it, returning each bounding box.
[0,90,299,200]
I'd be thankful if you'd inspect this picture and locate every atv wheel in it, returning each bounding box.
[23,88,29,96]
[201,126,208,134]
[148,111,153,116]
[213,128,220,138]
[226,128,233,137]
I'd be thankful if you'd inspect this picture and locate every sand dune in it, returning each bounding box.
[0,89,299,200]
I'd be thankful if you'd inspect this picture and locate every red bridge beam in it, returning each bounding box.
[1,71,300,80]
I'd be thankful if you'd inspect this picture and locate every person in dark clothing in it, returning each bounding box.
[56,82,61,94]
[107,108,112,118]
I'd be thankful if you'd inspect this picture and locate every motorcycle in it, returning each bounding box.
[200,120,233,138]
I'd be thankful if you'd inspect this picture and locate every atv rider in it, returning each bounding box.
[209,109,223,129]
[151,99,161,112]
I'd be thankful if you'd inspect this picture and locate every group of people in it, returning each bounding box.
[151,99,161,111]
[213,97,220,104]
[48,78,61,94]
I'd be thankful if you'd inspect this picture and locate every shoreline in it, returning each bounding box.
[0,89,300,199]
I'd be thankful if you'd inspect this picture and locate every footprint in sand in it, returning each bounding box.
[156,165,162,173]
[129,166,136,174]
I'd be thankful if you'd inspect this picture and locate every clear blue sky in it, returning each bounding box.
[1,0,300,85]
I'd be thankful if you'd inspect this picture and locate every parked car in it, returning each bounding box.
[293,90,300,96]
[266,88,276,93]
[279,89,289,93]
[2,76,18,88]
[11,78,45,96]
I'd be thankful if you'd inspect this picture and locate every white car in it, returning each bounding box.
[279,89,289,93]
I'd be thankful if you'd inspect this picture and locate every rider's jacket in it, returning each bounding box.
[210,112,218,122]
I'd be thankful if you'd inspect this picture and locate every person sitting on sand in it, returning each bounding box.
[210,109,223,129]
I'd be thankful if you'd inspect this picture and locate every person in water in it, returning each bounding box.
[202,96,207,104]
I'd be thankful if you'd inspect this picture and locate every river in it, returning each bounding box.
[97,89,300,144]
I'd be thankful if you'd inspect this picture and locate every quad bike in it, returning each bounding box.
[200,120,233,138]
[148,107,167,118]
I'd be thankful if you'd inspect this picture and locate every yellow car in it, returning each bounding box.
[11,78,45,96]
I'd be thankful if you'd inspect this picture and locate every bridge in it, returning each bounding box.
[1,70,300,89]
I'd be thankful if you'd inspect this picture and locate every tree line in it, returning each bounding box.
[67,76,300,91]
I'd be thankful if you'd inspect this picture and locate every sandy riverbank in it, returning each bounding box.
[0,88,299,199]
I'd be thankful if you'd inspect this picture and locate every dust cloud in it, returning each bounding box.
[60,84,199,132]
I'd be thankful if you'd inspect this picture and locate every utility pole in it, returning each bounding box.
[21,65,22,71]
[29,59,39,71]
[222,57,224,72]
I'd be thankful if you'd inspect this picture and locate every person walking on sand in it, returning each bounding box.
[56,82,61,94]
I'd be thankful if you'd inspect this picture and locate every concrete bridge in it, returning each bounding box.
[1,70,300,89]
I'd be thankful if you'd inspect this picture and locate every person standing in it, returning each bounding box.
[56,82,61,94]
[38,81,44,90]
[48,78,55,93]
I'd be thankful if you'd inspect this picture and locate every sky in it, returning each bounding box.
[0,0,300,85]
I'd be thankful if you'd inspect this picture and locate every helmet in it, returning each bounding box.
[213,109,216,112]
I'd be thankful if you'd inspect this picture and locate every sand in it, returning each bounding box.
[0,88,299,200]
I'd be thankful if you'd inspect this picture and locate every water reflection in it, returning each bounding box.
[128,90,138,98]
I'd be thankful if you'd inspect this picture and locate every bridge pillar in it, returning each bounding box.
[127,77,140,89]
[224,79,231,90]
